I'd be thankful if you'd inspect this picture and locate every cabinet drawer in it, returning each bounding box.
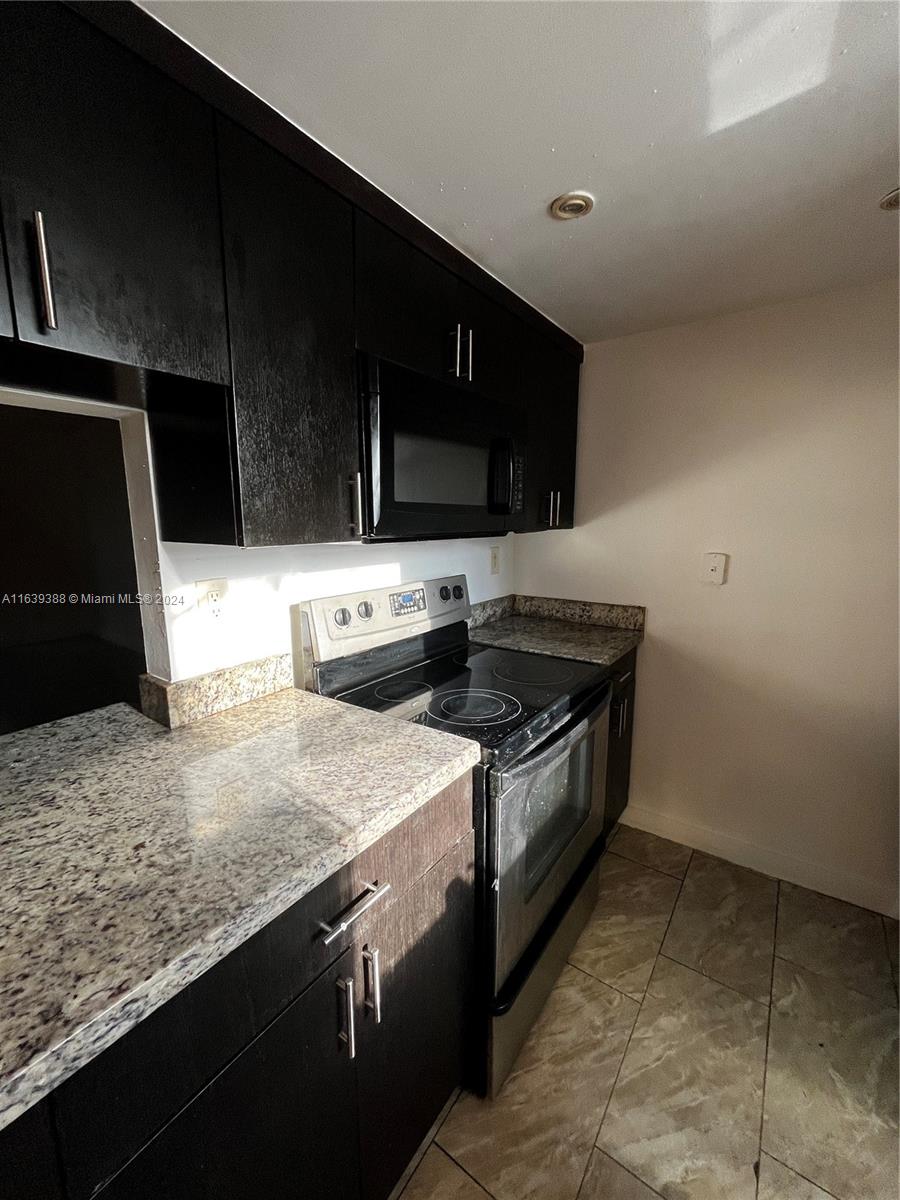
[52,771,472,1200]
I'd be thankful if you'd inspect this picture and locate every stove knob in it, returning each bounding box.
[333,607,352,628]
[357,600,374,620]
[439,586,452,602]
[452,585,464,600]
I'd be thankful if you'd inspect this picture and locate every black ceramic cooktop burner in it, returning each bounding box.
[433,689,522,726]
[492,657,575,687]
[335,638,607,757]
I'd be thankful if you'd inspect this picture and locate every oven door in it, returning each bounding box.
[489,686,611,991]
[361,356,525,539]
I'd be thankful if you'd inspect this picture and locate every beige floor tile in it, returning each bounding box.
[763,958,898,1200]
[661,852,777,1002]
[884,916,899,990]
[569,852,681,999]
[597,956,768,1200]
[776,882,895,1005]
[401,1145,493,1200]
[756,1153,834,1200]
[578,1150,662,1199]
[438,965,638,1200]
[610,825,692,879]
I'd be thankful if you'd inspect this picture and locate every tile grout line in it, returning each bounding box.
[592,1149,669,1200]
[762,1149,845,1200]
[656,950,772,1008]
[566,958,646,1005]
[755,879,780,1200]
[430,1142,501,1200]
[592,848,694,1166]
[605,846,690,883]
[770,951,898,1008]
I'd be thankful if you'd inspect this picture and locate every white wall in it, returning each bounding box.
[515,277,899,916]
[158,537,514,681]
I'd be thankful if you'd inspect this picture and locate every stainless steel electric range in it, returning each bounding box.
[290,575,612,1095]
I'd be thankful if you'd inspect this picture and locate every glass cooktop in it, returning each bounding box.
[337,642,606,756]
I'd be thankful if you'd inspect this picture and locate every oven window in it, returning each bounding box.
[393,432,488,507]
[524,732,594,899]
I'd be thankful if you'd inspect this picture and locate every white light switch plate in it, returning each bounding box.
[701,553,728,585]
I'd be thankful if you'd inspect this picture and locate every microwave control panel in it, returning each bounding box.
[389,588,426,618]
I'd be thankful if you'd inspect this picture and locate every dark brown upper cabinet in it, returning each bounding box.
[513,335,580,532]
[355,212,461,383]
[217,118,358,547]
[0,3,229,383]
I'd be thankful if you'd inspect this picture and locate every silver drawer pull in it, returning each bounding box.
[363,946,382,1023]
[337,977,355,1058]
[33,211,58,331]
[617,671,633,686]
[319,881,391,946]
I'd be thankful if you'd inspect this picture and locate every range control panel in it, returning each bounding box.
[389,587,426,618]
[291,575,472,682]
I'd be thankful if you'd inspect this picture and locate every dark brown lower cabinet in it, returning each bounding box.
[605,664,636,834]
[0,1099,64,1200]
[357,833,474,1200]
[98,950,360,1200]
[93,830,475,1200]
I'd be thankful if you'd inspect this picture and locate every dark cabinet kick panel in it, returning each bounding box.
[217,118,358,546]
[0,3,229,382]
[97,952,361,1200]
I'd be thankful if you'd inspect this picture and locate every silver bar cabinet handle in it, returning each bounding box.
[363,946,382,1023]
[555,490,562,527]
[351,471,365,537]
[32,211,58,331]
[467,327,474,382]
[337,977,356,1058]
[319,881,391,946]
[454,322,462,377]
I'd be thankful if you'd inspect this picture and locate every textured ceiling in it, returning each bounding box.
[142,1,899,342]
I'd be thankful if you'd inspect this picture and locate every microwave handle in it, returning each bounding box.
[489,438,516,515]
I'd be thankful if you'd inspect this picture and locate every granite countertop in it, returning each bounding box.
[472,615,642,667]
[0,690,480,1132]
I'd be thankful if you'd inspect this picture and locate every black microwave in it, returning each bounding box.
[358,356,526,540]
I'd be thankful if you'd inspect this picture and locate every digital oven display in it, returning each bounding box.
[389,588,427,617]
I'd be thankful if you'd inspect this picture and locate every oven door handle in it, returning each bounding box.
[498,683,612,785]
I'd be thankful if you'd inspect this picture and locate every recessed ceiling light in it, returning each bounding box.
[879,187,899,211]
[550,191,594,220]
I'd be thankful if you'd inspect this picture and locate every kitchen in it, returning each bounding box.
[0,3,897,1200]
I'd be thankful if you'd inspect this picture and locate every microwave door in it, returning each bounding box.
[364,358,516,539]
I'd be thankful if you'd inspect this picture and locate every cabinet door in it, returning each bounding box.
[606,678,635,834]
[0,1100,64,1200]
[356,833,475,1200]
[517,337,580,531]
[356,212,461,382]
[0,3,228,382]
[98,952,360,1200]
[219,118,358,546]
[457,282,528,404]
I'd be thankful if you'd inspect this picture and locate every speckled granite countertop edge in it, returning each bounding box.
[0,692,480,1131]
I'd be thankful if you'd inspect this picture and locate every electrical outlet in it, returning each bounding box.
[196,578,227,618]
[490,546,500,576]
